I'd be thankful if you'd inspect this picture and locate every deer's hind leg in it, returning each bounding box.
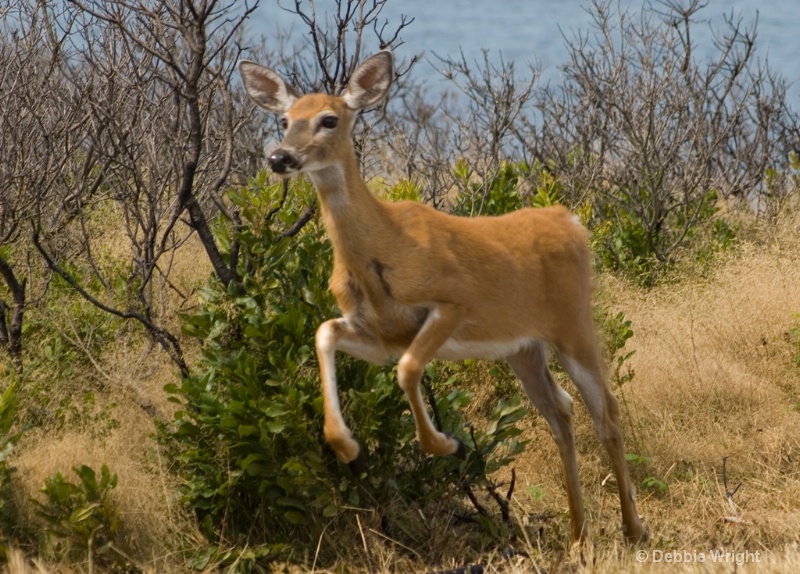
[557,327,646,543]
[507,342,588,544]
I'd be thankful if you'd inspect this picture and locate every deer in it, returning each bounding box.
[239,50,646,545]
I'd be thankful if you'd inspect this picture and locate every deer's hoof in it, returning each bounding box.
[445,433,467,460]
[347,447,367,476]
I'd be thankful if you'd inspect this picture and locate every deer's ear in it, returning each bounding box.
[343,51,394,110]
[239,60,301,113]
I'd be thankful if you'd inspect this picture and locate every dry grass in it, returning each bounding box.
[5,215,800,573]
[4,224,211,573]
[8,346,191,573]
[484,214,800,573]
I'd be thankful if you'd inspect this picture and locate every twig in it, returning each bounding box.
[31,229,190,376]
[721,456,743,522]
[276,201,317,240]
[468,423,478,448]
[356,514,376,574]
[0,300,8,348]
[310,520,333,573]
[484,468,515,523]
[506,467,516,503]
[422,375,444,432]
[722,456,742,507]
[462,484,489,517]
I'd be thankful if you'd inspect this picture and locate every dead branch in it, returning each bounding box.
[721,455,743,522]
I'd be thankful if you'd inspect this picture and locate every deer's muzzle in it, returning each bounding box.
[268,149,300,174]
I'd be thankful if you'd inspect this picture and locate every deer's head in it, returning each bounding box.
[239,51,393,176]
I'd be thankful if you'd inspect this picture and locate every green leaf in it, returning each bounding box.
[240,453,267,472]
[284,511,309,525]
[238,425,259,437]
[277,496,306,511]
[265,421,286,433]
[69,503,100,524]
[74,465,98,494]
[322,504,340,518]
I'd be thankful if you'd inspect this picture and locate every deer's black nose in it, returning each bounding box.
[268,149,298,174]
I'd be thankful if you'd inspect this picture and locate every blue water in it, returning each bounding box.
[248,0,800,102]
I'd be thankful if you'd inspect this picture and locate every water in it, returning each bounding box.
[248,0,800,102]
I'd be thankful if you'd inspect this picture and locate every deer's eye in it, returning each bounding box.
[320,115,338,129]
[279,117,288,130]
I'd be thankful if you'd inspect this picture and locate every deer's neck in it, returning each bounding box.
[307,155,391,266]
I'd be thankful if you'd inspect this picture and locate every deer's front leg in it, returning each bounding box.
[315,318,388,464]
[397,305,464,457]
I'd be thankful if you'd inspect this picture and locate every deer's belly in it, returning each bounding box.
[434,337,535,361]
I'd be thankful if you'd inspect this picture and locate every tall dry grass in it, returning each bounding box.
[485,214,800,573]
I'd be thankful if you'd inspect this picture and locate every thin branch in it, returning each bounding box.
[31,228,189,376]
[275,200,317,240]
[721,455,742,514]
[422,374,443,432]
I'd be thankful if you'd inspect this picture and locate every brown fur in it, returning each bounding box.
[239,51,645,544]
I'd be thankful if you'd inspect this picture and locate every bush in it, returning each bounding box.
[160,177,527,569]
[453,160,524,216]
[31,464,123,569]
[0,382,20,549]
[451,160,566,217]
[520,0,798,283]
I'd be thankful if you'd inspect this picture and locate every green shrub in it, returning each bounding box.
[31,464,123,568]
[160,177,527,569]
[529,165,564,209]
[589,186,736,286]
[383,178,423,202]
[0,382,20,547]
[624,453,668,496]
[594,308,636,386]
[453,160,523,216]
[19,259,125,435]
[452,160,567,217]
